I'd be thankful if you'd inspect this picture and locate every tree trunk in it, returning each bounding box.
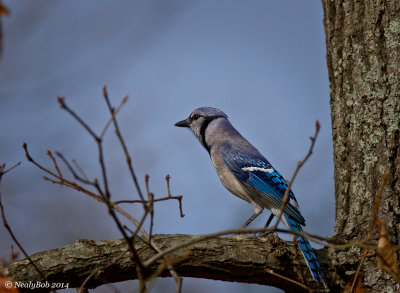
[322,0,400,291]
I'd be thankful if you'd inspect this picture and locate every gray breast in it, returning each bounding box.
[209,147,251,203]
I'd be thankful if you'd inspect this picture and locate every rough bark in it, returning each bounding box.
[322,0,400,291]
[0,234,335,293]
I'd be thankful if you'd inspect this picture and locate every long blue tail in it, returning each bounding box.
[285,214,327,288]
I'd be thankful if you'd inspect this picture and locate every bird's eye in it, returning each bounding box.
[192,114,200,120]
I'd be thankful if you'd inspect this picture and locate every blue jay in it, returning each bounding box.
[175,107,327,288]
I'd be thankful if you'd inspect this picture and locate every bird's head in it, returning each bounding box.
[175,107,228,150]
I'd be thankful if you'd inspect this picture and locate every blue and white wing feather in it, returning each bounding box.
[219,142,304,224]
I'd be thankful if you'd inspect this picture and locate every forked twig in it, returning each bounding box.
[99,93,128,140]
[102,85,145,203]
[0,162,20,180]
[47,150,62,177]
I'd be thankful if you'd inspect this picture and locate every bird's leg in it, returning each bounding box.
[241,209,263,228]
[258,213,274,237]
[264,213,274,228]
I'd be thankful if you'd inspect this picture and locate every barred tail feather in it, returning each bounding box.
[285,214,327,288]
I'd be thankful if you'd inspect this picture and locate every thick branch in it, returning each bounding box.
[0,234,346,293]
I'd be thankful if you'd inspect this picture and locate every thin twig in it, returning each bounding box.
[143,224,388,269]
[144,251,189,293]
[0,198,50,287]
[368,170,390,239]
[166,175,172,197]
[145,174,154,244]
[130,208,149,238]
[44,176,103,202]
[79,250,129,293]
[58,96,98,141]
[273,120,320,229]
[24,143,61,179]
[350,249,371,293]
[115,195,184,218]
[24,144,151,238]
[56,97,147,288]
[143,226,326,267]
[99,94,128,140]
[0,162,20,180]
[265,269,311,292]
[293,235,306,285]
[46,150,62,177]
[102,86,145,203]
[56,152,93,185]
[93,170,147,287]
[10,245,19,262]
[0,162,56,293]
[72,159,89,181]
[59,86,182,291]
[29,88,186,290]
[162,169,186,291]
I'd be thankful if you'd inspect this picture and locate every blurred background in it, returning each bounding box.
[0,1,334,292]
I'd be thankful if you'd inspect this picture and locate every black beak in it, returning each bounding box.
[174,118,190,128]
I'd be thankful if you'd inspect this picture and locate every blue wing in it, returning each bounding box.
[219,142,305,225]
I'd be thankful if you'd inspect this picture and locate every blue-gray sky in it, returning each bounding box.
[0,1,333,292]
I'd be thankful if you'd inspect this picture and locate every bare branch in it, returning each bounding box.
[0,162,56,293]
[56,96,148,286]
[0,162,20,180]
[273,120,320,229]
[99,94,128,140]
[102,85,145,203]
[46,150,62,178]
[145,174,154,244]
[72,159,89,182]
[57,96,99,142]
[115,195,184,218]
[166,175,172,197]
[55,152,93,185]
[0,234,327,293]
